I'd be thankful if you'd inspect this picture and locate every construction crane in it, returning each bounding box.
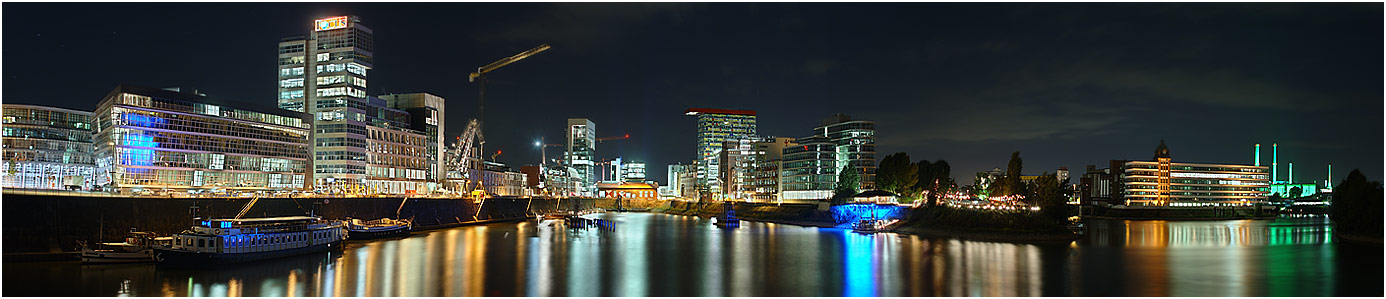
[467,44,551,184]
[597,134,631,143]
[446,119,481,197]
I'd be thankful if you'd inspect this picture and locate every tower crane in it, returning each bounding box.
[467,44,551,185]
[596,134,631,143]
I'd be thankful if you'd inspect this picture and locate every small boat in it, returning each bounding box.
[152,216,346,266]
[1064,216,1087,235]
[852,219,885,234]
[346,218,413,240]
[713,203,741,228]
[712,216,740,228]
[79,231,167,264]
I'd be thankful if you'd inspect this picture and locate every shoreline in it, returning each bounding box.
[1085,215,1279,221]
[1335,231,1385,245]
[650,207,1081,243]
[888,224,1080,244]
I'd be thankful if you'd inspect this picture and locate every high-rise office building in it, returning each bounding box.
[1,104,97,190]
[278,16,438,195]
[781,114,875,201]
[566,118,596,197]
[278,16,375,190]
[685,108,757,196]
[93,85,311,192]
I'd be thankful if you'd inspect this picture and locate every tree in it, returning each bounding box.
[1001,151,1023,197]
[933,160,951,186]
[973,171,995,199]
[1031,173,1067,220]
[1288,186,1303,199]
[912,159,955,207]
[832,164,861,205]
[915,160,935,197]
[1330,169,1383,237]
[875,153,917,195]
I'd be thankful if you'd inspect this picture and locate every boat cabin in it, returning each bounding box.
[169,216,344,254]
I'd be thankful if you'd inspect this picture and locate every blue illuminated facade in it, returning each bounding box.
[829,203,905,227]
[93,85,311,192]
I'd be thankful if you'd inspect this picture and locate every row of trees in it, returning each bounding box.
[874,151,1070,220]
[874,152,956,206]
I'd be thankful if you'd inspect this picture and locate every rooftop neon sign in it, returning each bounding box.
[315,16,348,31]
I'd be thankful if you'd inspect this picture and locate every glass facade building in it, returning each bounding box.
[1121,141,1270,207]
[93,85,311,192]
[781,114,876,202]
[1,104,97,190]
[279,16,438,195]
[278,16,375,190]
[565,118,596,197]
[685,108,757,196]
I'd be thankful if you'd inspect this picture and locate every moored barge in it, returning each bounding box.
[152,216,346,266]
[346,217,412,240]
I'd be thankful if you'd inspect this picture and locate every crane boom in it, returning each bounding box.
[596,134,631,143]
[448,119,480,177]
[468,44,551,82]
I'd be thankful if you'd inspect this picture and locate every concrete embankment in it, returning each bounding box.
[656,201,839,228]
[1,194,602,255]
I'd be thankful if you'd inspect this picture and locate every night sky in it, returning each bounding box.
[4,3,1381,185]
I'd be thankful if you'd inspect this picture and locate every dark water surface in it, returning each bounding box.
[4,213,1381,296]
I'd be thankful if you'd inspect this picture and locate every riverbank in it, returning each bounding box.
[890,206,1080,243]
[887,223,1079,243]
[655,201,839,228]
[1090,205,1281,220]
[1335,231,1385,245]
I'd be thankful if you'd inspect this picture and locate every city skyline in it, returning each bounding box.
[3,3,1380,186]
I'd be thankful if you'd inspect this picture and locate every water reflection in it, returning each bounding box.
[1,214,1375,297]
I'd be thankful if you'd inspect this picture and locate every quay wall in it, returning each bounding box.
[1,194,603,254]
[657,201,838,227]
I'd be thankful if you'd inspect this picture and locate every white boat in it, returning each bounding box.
[152,216,347,266]
[79,231,168,264]
[852,219,885,234]
[346,217,412,240]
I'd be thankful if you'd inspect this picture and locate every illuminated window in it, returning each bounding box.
[317,87,346,97]
[317,64,346,73]
[317,75,345,86]
[346,63,367,76]
[279,78,304,88]
[278,90,305,100]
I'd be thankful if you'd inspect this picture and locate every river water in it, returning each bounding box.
[4,213,1381,296]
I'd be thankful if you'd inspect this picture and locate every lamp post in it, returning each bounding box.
[535,138,546,196]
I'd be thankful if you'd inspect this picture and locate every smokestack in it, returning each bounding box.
[1328,163,1333,189]
[1289,162,1294,183]
[1272,143,1278,182]
[1255,144,1261,166]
